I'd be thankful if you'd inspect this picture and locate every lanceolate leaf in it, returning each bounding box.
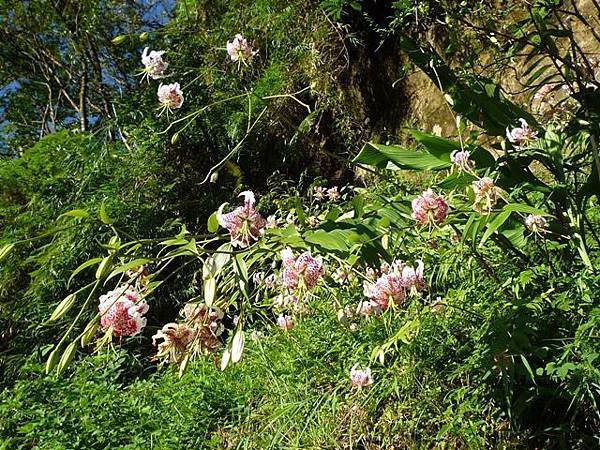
[59,209,90,219]
[99,200,113,224]
[69,257,103,284]
[480,210,512,245]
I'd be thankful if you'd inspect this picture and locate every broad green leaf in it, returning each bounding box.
[502,226,526,248]
[352,194,364,218]
[160,237,189,246]
[353,142,451,171]
[410,130,495,168]
[304,229,349,251]
[49,294,76,322]
[234,255,249,295]
[409,130,459,161]
[438,172,477,190]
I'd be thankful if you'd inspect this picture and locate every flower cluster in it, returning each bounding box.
[227,34,255,63]
[98,285,149,337]
[507,118,538,147]
[362,260,425,310]
[253,271,278,289]
[152,303,224,364]
[314,186,340,201]
[412,189,449,226]
[472,177,500,214]
[157,82,184,110]
[217,191,267,248]
[450,149,475,173]
[281,248,325,291]
[141,47,168,80]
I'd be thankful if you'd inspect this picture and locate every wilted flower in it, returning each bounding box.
[364,266,377,281]
[307,216,320,228]
[98,285,148,337]
[314,186,327,200]
[337,305,356,325]
[450,149,475,172]
[152,322,195,363]
[226,34,254,63]
[127,265,148,279]
[412,189,449,226]
[183,303,223,327]
[253,271,265,285]
[401,260,426,295]
[472,177,500,214]
[506,118,538,147]
[277,314,295,331]
[333,267,355,284]
[141,47,168,79]
[217,191,267,248]
[182,303,223,353]
[350,364,373,387]
[280,248,325,290]
[379,262,391,274]
[264,274,278,289]
[250,330,264,341]
[525,214,547,232]
[430,296,446,314]
[273,293,298,309]
[157,83,184,110]
[327,186,340,201]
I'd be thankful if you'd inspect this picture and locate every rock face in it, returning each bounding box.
[391,0,600,140]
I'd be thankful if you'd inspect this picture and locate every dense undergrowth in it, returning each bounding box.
[2,0,600,449]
